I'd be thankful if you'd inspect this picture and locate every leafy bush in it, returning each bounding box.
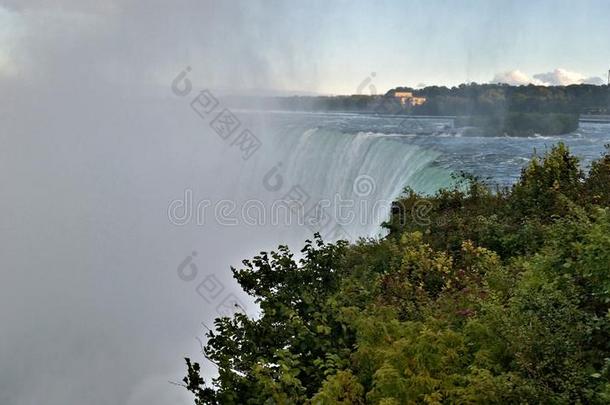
[455,113,580,136]
[183,143,610,404]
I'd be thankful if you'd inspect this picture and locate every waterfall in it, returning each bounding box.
[248,122,453,240]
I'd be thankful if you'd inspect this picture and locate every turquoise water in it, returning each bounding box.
[236,111,610,239]
[260,111,610,186]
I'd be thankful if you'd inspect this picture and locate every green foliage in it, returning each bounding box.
[184,144,610,404]
[585,145,610,206]
[510,143,583,218]
[272,83,610,117]
[455,113,580,136]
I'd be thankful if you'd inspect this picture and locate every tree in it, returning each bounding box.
[184,145,610,404]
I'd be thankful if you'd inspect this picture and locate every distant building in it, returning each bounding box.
[394,91,426,107]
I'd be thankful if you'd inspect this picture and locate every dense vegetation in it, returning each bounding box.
[183,143,610,404]
[454,113,579,136]
[391,83,610,116]
[265,83,610,117]
[226,84,610,135]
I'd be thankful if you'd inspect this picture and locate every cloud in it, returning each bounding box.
[584,76,606,85]
[492,70,542,85]
[492,68,605,86]
[0,2,288,405]
[533,68,604,86]
[0,5,25,77]
[0,0,330,94]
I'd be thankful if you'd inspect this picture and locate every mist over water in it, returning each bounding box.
[4,84,610,404]
[0,86,454,404]
[3,82,610,404]
[248,114,453,239]
[3,1,610,404]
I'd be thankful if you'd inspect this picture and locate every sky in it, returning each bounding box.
[1,0,609,95]
[1,1,610,404]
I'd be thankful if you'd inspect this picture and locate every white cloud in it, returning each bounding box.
[492,70,542,86]
[492,68,604,86]
[533,68,604,86]
[584,76,606,85]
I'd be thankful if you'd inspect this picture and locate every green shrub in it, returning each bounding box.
[183,144,610,404]
[455,112,579,136]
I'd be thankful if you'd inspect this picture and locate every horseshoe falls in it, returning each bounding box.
[236,112,454,241]
[280,129,450,238]
[234,111,610,244]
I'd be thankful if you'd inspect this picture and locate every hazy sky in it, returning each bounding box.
[1,0,609,95]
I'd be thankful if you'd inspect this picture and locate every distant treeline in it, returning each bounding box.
[262,83,610,116]
[392,83,610,115]
[455,112,580,136]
